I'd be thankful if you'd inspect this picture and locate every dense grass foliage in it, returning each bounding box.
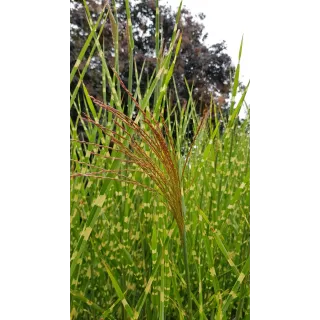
[70,1,250,319]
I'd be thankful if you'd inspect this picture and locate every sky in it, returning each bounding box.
[161,0,251,76]
[160,0,251,114]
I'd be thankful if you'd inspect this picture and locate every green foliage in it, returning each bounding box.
[70,1,250,319]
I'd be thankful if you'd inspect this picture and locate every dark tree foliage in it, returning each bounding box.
[70,0,235,116]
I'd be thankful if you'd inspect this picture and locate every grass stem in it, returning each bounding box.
[182,224,192,319]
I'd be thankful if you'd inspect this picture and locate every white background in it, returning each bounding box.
[0,0,319,319]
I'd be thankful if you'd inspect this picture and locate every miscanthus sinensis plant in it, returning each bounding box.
[72,69,211,319]
[70,1,250,319]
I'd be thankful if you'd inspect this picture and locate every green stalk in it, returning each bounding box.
[124,0,134,116]
[178,135,192,320]
[182,225,192,320]
[181,185,192,319]
[154,0,160,107]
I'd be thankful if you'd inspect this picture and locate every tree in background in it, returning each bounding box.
[71,0,235,116]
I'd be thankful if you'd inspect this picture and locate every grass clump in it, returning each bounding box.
[70,1,250,319]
